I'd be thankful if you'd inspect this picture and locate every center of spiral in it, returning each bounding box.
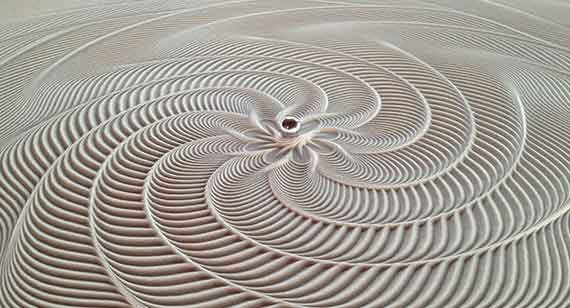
[281,117,299,133]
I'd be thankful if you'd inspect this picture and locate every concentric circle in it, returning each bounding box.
[2,1,570,307]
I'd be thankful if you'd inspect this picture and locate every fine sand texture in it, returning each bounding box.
[1,1,570,307]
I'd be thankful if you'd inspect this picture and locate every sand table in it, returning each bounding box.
[1,1,570,307]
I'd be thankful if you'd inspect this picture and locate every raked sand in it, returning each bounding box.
[1,1,570,307]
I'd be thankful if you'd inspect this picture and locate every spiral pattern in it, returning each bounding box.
[2,1,570,307]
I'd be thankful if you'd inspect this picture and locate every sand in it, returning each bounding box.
[1,0,570,307]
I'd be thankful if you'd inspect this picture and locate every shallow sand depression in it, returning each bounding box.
[1,0,570,307]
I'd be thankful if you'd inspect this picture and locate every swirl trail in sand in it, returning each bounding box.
[2,0,570,307]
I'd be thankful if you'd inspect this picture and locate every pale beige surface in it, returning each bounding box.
[2,1,570,307]
[0,0,124,20]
